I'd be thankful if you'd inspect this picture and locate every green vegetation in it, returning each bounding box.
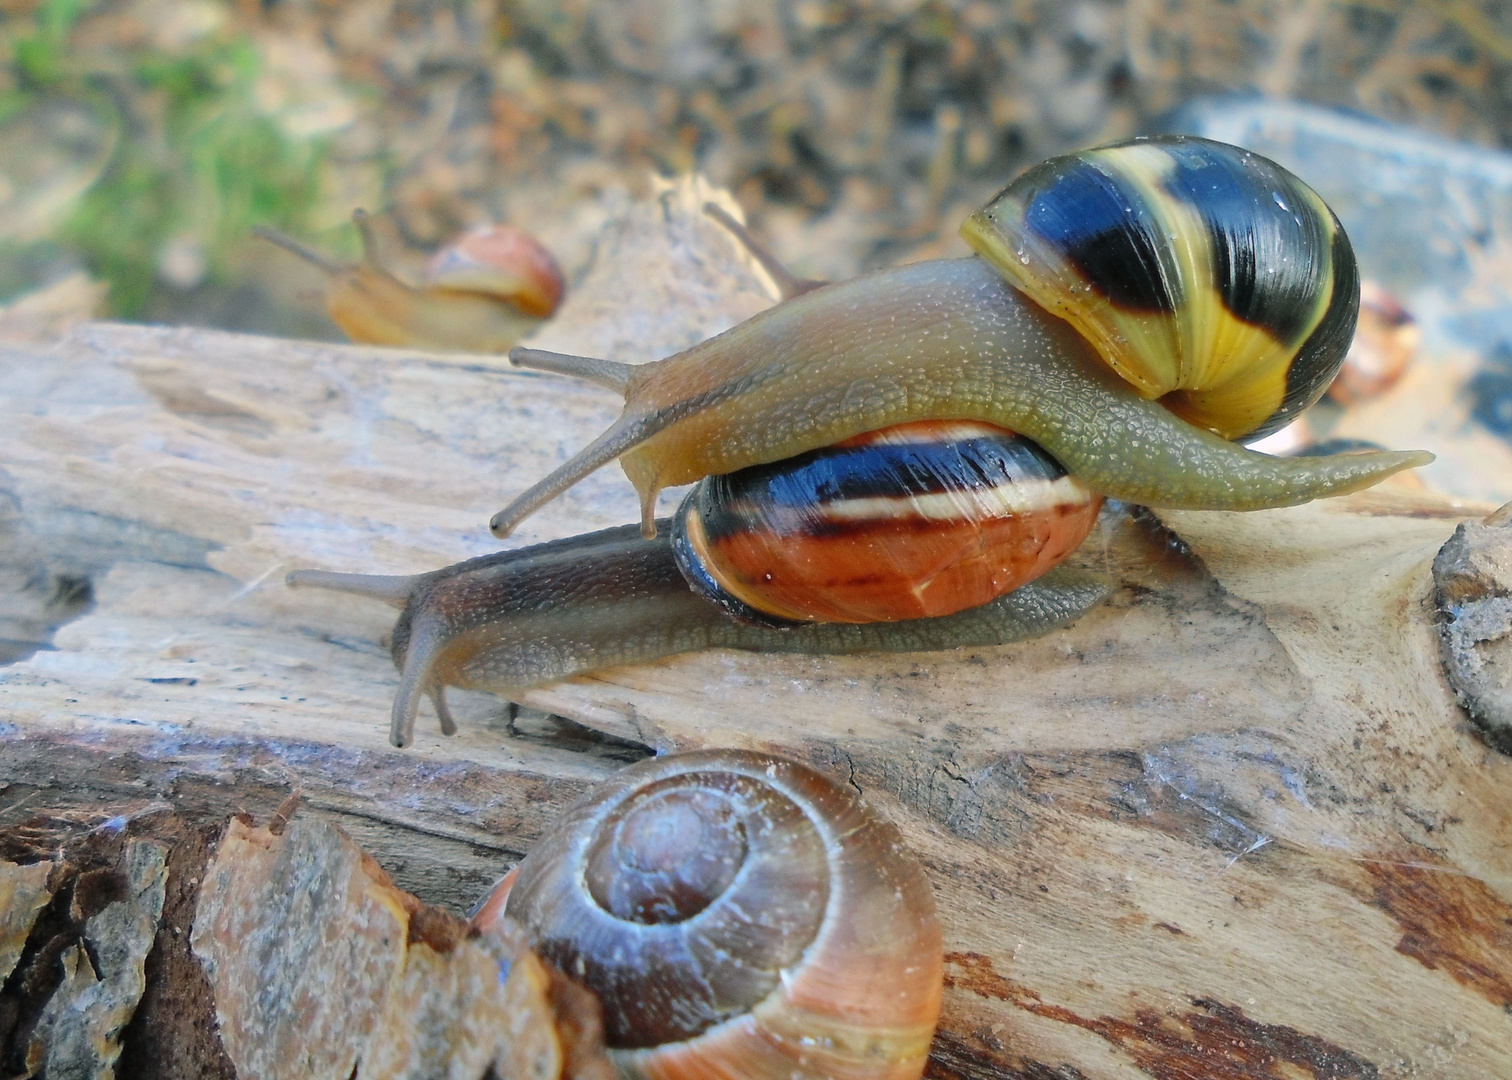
[0,0,329,316]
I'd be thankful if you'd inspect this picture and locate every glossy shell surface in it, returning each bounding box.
[961,134,1360,441]
[424,223,565,317]
[671,421,1103,624]
[502,750,943,1080]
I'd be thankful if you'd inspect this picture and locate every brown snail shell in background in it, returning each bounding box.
[475,750,944,1080]
[1327,280,1419,406]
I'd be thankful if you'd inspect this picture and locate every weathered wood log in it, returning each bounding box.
[0,180,1510,1078]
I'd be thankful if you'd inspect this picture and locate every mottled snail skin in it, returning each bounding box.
[672,420,1104,624]
[256,213,563,352]
[497,749,943,1080]
[287,523,1110,747]
[491,136,1431,541]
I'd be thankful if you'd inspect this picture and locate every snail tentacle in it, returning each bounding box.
[429,684,457,739]
[390,610,452,747]
[702,202,827,301]
[488,409,679,539]
[511,348,637,394]
[251,226,345,275]
[285,568,419,606]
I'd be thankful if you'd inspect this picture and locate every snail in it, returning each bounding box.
[471,749,943,1080]
[488,134,1431,542]
[255,211,564,351]
[289,135,1435,747]
[288,520,1109,747]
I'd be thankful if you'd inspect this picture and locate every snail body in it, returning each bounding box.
[257,213,564,352]
[488,749,943,1080]
[490,136,1430,540]
[288,522,1109,747]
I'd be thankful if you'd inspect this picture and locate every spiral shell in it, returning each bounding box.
[670,420,1103,625]
[502,750,943,1080]
[422,222,565,319]
[961,134,1359,441]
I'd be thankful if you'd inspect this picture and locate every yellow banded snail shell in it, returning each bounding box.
[481,749,943,1080]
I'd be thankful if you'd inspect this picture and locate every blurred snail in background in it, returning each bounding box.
[290,135,1434,747]
[471,749,943,1080]
[1327,280,1419,405]
[256,211,564,351]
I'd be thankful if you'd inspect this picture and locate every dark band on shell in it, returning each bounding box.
[961,134,1359,441]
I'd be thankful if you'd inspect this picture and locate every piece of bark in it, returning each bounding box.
[0,861,53,985]
[0,807,235,1080]
[191,815,411,1080]
[26,840,166,1079]
[190,810,612,1080]
[1,185,1510,1078]
[1434,507,1512,748]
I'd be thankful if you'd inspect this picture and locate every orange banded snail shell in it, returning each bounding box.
[479,749,943,1080]
[670,420,1102,625]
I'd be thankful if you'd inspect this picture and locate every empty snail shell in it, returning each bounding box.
[256,212,564,352]
[479,749,943,1080]
[490,135,1430,541]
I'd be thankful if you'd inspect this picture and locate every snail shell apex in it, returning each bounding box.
[502,750,942,1080]
[962,134,1359,441]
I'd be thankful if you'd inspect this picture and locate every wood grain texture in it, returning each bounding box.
[1,182,1510,1078]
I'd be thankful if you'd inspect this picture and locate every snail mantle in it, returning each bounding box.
[0,177,1509,1078]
